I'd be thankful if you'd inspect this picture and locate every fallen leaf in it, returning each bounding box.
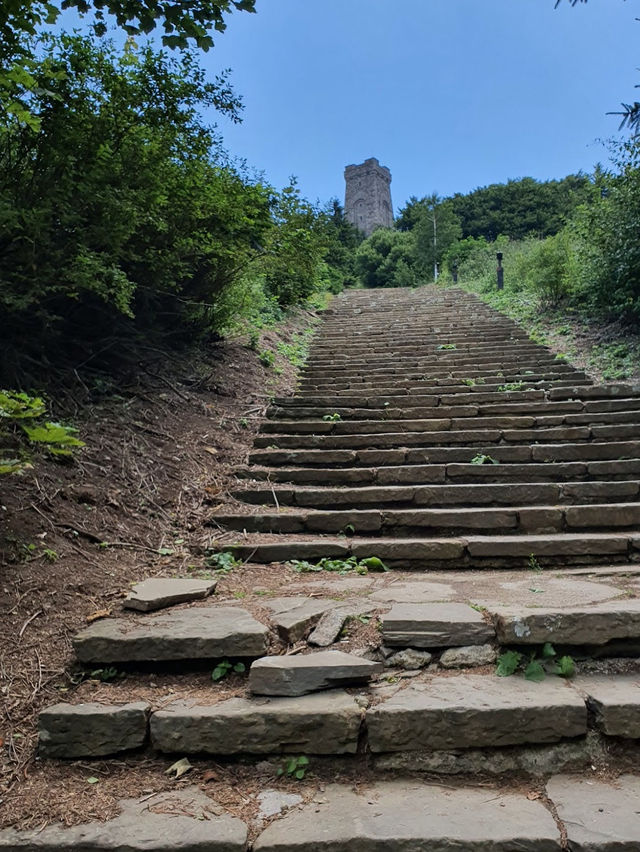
[201,769,219,783]
[87,776,100,784]
[203,447,218,456]
[527,791,542,801]
[165,757,192,779]
[86,608,111,623]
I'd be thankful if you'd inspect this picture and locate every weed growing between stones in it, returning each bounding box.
[470,453,498,465]
[496,643,575,682]
[276,755,309,780]
[212,660,246,682]
[288,556,388,575]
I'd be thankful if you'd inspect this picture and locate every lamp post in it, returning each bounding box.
[496,251,504,290]
[451,263,458,284]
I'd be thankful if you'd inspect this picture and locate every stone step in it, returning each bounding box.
[221,531,637,568]
[299,376,589,393]
[248,650,382,696]
[232,480,640,509]
[248,443,640,469]
[211,502,640,536]
[254,781,563,851]
[73,607,269,664]
[381,602,494,647]
[367,674,587,752]
[253,426,598,450]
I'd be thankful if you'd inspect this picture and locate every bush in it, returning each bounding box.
[355,229,417,288]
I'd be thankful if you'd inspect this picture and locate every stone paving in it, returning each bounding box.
[6,287,640,849]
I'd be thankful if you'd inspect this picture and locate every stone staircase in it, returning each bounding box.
[5,286,640,850]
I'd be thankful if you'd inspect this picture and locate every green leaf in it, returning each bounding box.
[541,642,556,659]
[557,656,576,678]
[86,776,100,784]
[360,557,388,572]
[524,660,546,682]
[296,755,309,766]
[233,662,246,673]
[496,650,522,677]
[294,769,305,779]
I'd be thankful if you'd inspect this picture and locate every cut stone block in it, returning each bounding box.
[73,607,269,663]
[253,781,561,851]
[263,597,333,643]
[490,599,640,646]
[439,644,497,669]
[547,773,640,851]
[382,603,494,648]
[0,788,247,850]
[39,701,149,758]
[576,675,640,737]
[124,577,217,612]
[367,674,586,752]
[249,650,382,696]
[151,691,362,755]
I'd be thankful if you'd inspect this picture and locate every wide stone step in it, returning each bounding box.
[232,480,640,508]
[212,502,640,536]
[367,674,587,751]
[221,531,637,568]
[253,425,596,450]
[73,607,269,664]
[150,690,362,755]
[253,780,563,851]
[248,650,382,696]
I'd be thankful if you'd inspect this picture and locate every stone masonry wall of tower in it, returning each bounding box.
[344,157,393,237]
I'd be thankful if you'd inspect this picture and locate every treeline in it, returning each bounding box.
[354,159,640,324]
[0,34,361,386]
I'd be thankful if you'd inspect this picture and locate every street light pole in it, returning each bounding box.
[433,212,438,282]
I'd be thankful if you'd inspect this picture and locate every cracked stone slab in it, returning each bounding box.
[262,597,333,643]
[307,609,349,646]
[0,788,247,850]
[575,675,640,737]
[547,774,640,850]
[367,674,586,752]
[249,650,382,696]
[382,602,494,648]
[124,577,217,612]
[150,691,362,755]
[39,701,149,758]
[253,781,561,850]
[73,607,269,663]
[489,599,640,645]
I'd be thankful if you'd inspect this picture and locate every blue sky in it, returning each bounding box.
[198,0,639,212]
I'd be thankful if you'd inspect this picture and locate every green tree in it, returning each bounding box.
[0,1,255,127]
[412,195,462,280]
[355,229,417,288]
[0,34,273,382]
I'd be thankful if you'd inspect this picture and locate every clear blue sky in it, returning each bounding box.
[198,0,639,212]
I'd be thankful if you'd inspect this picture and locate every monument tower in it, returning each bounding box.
[344,157,393,236]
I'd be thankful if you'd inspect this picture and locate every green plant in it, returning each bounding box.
[528,553,543,573]
[204,551,242,574]
[461,378,476,386]
[259,349,276,368]
[1,391,85,473]
[239,417,249,429]
[470,453,498,465]
[497,381,525,392]
[288,556,388,575]
[496,643,575,681]
[212,660,246,681]
[42,548,59,563]
[322,413,342,422]
[437,343,457,350]
[276,755,309,780]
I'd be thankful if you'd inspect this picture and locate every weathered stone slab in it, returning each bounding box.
[249,650,382,696]
[0,788,247,850]
[150,691,362,755]
[382,603,494,648]
[124,577,217,612]
[367,674,586,752]
[73,607,269,663]
[307,609,348,646]
[370,579,455,603]
[490,599,640,645]
[386,648,432,669]
[39,701,149,758]
[576,675,640,737]
[262,597,333,643]
[547,774,640,850]
[253,781,561,851]
[439,644,496,668]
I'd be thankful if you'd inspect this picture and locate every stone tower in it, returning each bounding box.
[344,157,393,236]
